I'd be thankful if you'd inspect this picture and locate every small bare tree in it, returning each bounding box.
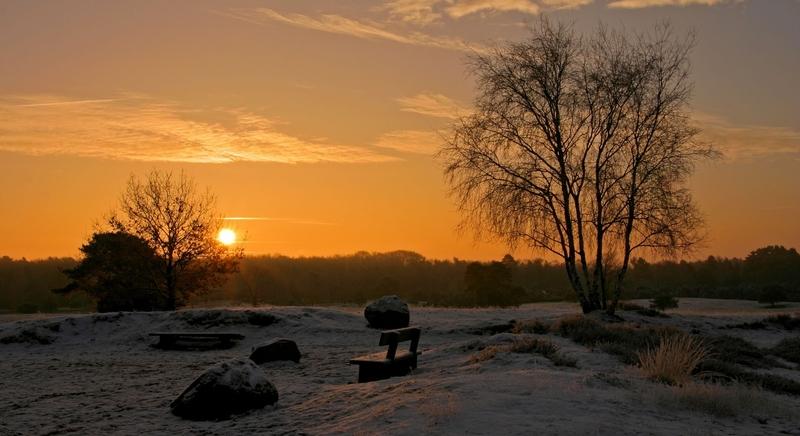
[110,170,241,309]
[442,20,717,314]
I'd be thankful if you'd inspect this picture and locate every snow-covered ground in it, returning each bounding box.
[1,299,798,435]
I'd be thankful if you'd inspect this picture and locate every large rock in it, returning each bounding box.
[170,358,278,420]
[364,295,410,329]
[250,339,301,364]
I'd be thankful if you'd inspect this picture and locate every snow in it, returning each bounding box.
[0,300,798,435]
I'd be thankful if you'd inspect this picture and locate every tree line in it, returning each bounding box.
[1,245,798,313]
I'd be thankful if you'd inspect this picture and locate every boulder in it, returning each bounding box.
[250,339,301,364]
[170,358,278,420]
[364,295,410,329]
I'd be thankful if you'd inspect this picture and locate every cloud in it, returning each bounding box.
[219,8,479,52]
[694,112,800,159]
[607,0,736,8]
[539,0,595,9]
[383,0,743,21]
[397,93,471,119]
[375,130,445,154]
[384,0,443,25]
[384,0,598,24]
[0,95,394,164]
[222,216,337,225]
[444,0,541,18]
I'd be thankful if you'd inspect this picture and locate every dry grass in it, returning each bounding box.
[420,393,461,427]
[638,333,707,385]
[469,346,502,364]
[508,337,559,355]
[469,337,577,367]
[555,314,681,364]
[653,382,796,419]
[512,319,551,334]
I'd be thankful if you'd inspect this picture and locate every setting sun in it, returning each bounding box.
[217,228,237,246]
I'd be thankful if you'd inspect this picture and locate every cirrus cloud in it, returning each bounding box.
[218,8,481,52]
[397,93,472,119]
[0,94,394,164]
[375,129,445,154]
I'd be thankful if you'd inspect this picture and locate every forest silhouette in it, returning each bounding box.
[1,245,798,313]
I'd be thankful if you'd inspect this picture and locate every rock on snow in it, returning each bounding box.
[364,295,410,329]
[170,358,278,420]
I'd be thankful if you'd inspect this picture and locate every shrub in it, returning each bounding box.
[638,308,669,318]
[653,382,793,418]
[554,316,612,344]
[704,335,780,369]
[758,284,788,307]
[469,337,577,367]
[509,337,559,355]
[697,358,800,396]
[724,320,767,330]
[469,346,501,364]
[638,333,708,385]
[650,293,679,311]
[0,327,54,345]
[512,319,550,334]
[772,337,800,364]
[510,337,578,367]
[556,315,679,364]
[765,314,800,330]
[618,301,647,311]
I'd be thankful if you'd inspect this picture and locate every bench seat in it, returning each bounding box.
[350,350,420,365]
[350,327,421,383]
[149,332,245,349]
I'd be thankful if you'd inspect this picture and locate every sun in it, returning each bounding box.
[217,228,237,246]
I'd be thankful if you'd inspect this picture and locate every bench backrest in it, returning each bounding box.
[379,327,420,360]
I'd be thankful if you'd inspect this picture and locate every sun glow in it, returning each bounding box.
[217,228,237,246]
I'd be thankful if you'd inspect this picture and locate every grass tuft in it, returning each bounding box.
[469,337,578,367]
[772,337,800,365]
[638,333,707,385]
[653,382,795,418]
[512,319,551,334]
[555,315,679,364]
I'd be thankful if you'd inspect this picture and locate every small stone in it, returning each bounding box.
[250,339,301,364]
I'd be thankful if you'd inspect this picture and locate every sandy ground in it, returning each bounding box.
[0,299,798,435]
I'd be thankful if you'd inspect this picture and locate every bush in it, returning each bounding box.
[469,346,501,364]
[469,337,577,367]
[697,358,800,396]
[724,320,767,330]
[758,284,788,307]
[512,319,551,334]
[704,335,780,369]
[653,382,793,418]
[650,293,679,311]
[618,301,668,317]
[0,327,54,345]
[772,337,800,364]
[555,315,679,364]
[618,301,647,311]
[765,314,800,330]
[509,337,559,355]
[638,333,708,385]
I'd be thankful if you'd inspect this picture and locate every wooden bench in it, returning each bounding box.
[149,332,245,349]
[350,327,421,383]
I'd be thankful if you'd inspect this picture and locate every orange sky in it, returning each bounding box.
[1,0,798,261]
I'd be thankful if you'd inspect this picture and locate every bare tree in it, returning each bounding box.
[441,20,717,314]
[110,170,241,309]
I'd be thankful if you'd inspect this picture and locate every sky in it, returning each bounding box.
[0,0,798,261]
